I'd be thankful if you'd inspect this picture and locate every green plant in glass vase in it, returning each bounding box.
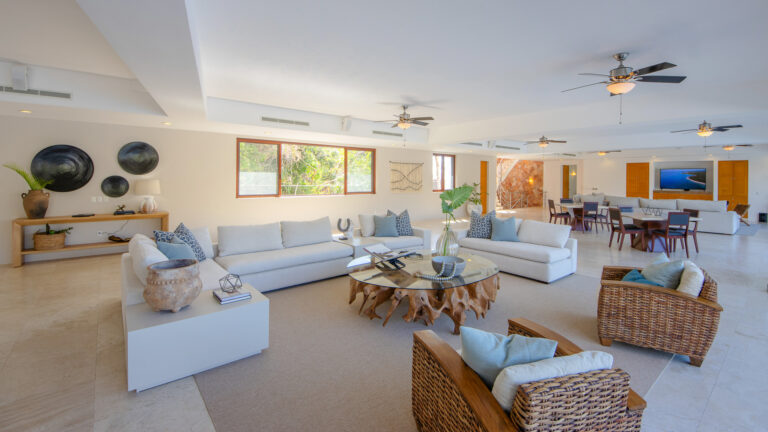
[436,184,473,256]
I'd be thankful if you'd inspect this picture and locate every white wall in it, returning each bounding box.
[0,116,493,265]
[544,154,768,221]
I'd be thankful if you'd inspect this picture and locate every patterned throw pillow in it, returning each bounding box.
[467,210,495,239]
[154,223,206,261]
[387,209,414,236]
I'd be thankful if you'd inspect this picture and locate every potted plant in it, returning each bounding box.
[436,184,473,256]
[34,224,72,251]
[465,182,483,216]
[3,163,52,219]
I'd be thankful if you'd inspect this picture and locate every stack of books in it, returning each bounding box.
[212,288,252,305]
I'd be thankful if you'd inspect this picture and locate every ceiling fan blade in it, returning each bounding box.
[411,121,429,126]
[562,153,577,157]
[636,75,686,83]
[548,140,567,143]
[670,129,698,133]
[634,62,676,76]
[712,125,743,131]
[736,144,753,147]
[409,117,434,121]
[391,123,399,128]
[561,81,607,92]
[578,73,610,77]
[375,120,396,123]
[525,141,540,144]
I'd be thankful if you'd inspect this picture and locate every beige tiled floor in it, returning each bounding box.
[0,207,765,431]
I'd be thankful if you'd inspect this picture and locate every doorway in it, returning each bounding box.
[562,165,577,199]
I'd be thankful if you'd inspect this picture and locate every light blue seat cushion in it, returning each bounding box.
[641,254,685,288]
[460,326,558,387]
[491,216,519,242]
[622,269,663,287]
[373,215,399,237]
[157,237,196,260]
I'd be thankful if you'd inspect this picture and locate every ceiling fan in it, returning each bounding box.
[671,120,743,137]
[526,136,567,148]
[562,52,687,95]
[375,105,433,129]
[704,144,753,151]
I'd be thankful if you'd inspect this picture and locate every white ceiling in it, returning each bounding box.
[1,0,767,156]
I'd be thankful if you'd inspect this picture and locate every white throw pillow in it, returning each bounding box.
[191,226,215,259]
[517,220,571,248]
[491,351,614,412]
[358,214,375,237]
[128,234,167,285]
[281,217,332,248]
[217,223,283,257]
[677,261,705,297]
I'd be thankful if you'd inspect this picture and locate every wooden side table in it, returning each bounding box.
[11,211,169,267]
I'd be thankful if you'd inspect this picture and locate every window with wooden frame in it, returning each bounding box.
[432,154,455,192]
[236,139,375,197]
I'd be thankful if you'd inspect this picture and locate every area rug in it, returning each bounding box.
[195,272,672,432]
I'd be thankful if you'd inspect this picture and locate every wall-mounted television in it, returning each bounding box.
[659,168,707,190]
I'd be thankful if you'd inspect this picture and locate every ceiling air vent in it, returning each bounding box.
[496,145,521,150]
[1,87,71,99]
[261,116,310,127]
[460,142,484,147]
[372,130,403,137]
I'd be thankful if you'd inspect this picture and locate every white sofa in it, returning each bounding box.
[574,193,740,235]
[455,219,577,283]
[352,227,431,253]
[121,217,356,317]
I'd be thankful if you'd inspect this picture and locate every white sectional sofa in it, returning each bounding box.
[351,227,431,254]
[455,219,577,283]
[574,193,740,235]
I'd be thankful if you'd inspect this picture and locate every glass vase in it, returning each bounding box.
[436,226,459,256]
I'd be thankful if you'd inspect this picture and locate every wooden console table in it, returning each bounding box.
[11,212,169,267]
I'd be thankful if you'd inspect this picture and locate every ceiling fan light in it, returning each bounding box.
[722,145,735,151]
[598,151,606,156]
[606,81,636,95]
[697,130,714,137]
[397,121,411,130]
[538,141,548,148]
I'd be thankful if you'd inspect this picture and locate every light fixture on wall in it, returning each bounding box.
[528,176,534,184]
[570,170,576,176]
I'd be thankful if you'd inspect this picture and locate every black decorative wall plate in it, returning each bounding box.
[30,145,94,192]
[118,141,159,175]
[101,175,130,197]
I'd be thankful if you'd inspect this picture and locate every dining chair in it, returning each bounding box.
[548,199,571,225]
[682,208,700,253]
[733,204,751,226]
[560,198,574,204]
[651,212,690,258]
[619,206,633,213]
[608,208,644,251]
[571,207,591,232]
[583,202,605,232]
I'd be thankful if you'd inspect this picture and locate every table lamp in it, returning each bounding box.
[134,179,161,214]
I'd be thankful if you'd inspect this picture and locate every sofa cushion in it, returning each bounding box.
[387,209,414,236]
[459,237,570,263]
[586,193,605,205]
[641,254,685,288]
[191,226,215,259]
[517,220,571,249]
[128,234,168,286]
[154,223,207,261]
[460,326,557,387]
[467,210,495,239]
[621,269,662,286]
[215,241,352,275]
[491,216,519,242]
[605,196,640,207]
[157,237,196,260]
[640,198,677,210]
[492,351,613,412]
[372,235,423,250]
[373,215,398,237]
[676,199,727,213]
[198,258,230,290]
[677,261,705,297]
[358,214,375,237]
[282,217,332,247]
[218,223,283,257]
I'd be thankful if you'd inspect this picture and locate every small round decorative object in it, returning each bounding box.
[431,256,466,277]
[31,144,94,192]
[118,141,159,175]
[219,274,243,293]
[101,175,129,197]
[144,259,202,312]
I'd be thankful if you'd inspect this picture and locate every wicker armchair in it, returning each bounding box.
[412,318,646,431]
[598,266,723,367]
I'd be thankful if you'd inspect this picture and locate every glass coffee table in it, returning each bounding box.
[348,252,499,334]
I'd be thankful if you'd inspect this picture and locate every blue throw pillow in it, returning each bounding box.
[641,254,685,288]
[154,223,206,261]
[460,326,558,387]
[467,210,495,239]
[621,269,663,287]
[490,216,518,242]
[373,215,398,237]
[387,209,414,236]
[157,237,196,260]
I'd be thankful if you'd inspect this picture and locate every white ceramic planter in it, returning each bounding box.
[466,203,483,217]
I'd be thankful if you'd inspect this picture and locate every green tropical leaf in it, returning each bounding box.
[439,185,473,214]
[3,163,52,190]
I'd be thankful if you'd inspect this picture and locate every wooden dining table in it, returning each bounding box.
[626,212,702,252]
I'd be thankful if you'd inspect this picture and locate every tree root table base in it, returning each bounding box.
[348,274,500,334]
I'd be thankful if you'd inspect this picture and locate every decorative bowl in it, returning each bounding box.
[144,259,202,312]
[431,256,466,277]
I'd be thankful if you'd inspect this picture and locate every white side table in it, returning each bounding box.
[125,284,269,392]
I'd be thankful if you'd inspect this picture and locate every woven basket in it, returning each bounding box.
[33,232,66,250]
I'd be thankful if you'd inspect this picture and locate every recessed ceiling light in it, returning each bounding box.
[19,109,32,114]
[160,121,172,126]
[264,131,272,135]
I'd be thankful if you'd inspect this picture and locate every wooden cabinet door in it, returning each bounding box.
[719,160,748,212]
[626,162,650,198]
